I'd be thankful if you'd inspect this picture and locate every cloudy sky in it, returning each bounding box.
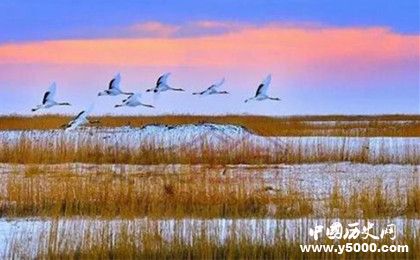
[0,0,419,115]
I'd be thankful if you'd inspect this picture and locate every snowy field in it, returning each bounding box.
[0,217,418,258]
[0,124,418,163]
[1,123,418,149]
[0,123,418,257]
[0,162,418,200]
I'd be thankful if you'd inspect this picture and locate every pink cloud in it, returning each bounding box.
[0,24,417,77]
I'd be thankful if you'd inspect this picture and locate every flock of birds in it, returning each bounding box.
[31,73,281,130]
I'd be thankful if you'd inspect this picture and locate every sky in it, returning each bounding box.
[0,0,419,116]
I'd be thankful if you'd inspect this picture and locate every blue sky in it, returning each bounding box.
[0,1,418,115]
[1,0,418,43]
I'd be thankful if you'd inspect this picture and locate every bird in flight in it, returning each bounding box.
[64,105,97,131]
[146,73,185,93]
[32,82,71,112]
[115,93,154,108]
[244,75,281,103]
[193,78,228,96]
[98,73,133,96]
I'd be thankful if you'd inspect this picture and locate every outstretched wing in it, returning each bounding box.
[73,104,94,120]
[123,93,133,103]
[206,78,225,91]
[124,93,140,103]
[156,73,171,86]
[108,79,115,89]
[109,73,121,90]
[215,78,225,88]
[255,75,271,96]
[66,105,94,130]
[205,84,216,91]
[254,84,265,96]
[72,110,86,121]
[42,82,57,104]
[263,74,271,86]
[66,110,85,129]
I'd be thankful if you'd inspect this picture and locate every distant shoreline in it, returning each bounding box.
[0,114,419,137]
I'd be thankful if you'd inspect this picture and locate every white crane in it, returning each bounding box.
[64,105,97,131]
[98,73,133,96]
[193,78,228,96]
[146,73,185,93]
[32,82,71,112]
[115,93,154,108]
[244,75,280,103]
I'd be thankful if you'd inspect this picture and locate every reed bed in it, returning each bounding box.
[1,114,418,258]
[0,169,312,218]
[0,114,419,136]
[0,133,418,165]
[3,218,418,259]
[0,169,418,219]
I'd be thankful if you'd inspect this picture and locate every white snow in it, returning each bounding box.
[0,124,418,257]
[0,162,418,201]
[0,217,417,258]
[0,124,418,164]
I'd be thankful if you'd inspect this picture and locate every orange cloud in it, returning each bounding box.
[0,25,417,73]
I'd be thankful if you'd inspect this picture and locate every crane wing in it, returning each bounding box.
[42,82,57,104]
[255,75,271,96]
[215,78,225,88]
[156,73,171,86]
[124,93,141,103]
[73,110,87,121]
[206,78,225,92]
[109,73,121,90]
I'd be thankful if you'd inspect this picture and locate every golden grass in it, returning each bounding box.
[331,180,420,218]
[0,134,418,165]
[0,170,312,218]
[1,115,417,257]
[4,218,419,259]
[0,114,419,136]
[0,169,418,219]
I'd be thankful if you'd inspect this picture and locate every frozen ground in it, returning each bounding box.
[0,124,251,147]
[0,217,418,258]
[0,124,418,257]
[0,123,418,163]
[0,162,418,200]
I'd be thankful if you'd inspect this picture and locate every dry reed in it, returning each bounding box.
[0,169,417,219]
[3,218,418,259]
[0,133,418,165]
[0,114,419,136]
